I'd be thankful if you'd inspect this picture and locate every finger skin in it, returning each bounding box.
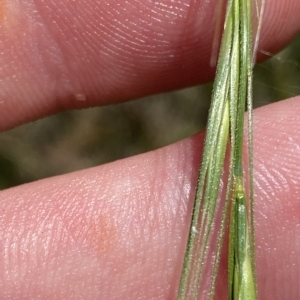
[0,0,300,129]
[0,97,299,299]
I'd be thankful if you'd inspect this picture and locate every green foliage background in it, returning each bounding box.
[0,34,299,189]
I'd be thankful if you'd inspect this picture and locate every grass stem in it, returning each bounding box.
[177,0,260,298]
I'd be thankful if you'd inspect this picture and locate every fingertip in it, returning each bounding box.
[0,0,300,129]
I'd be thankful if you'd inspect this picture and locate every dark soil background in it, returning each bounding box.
[0,34,299,189]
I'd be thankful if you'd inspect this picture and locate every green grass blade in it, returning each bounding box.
[177,0,261,299]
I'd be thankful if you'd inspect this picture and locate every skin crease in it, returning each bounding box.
[0,0,299,299]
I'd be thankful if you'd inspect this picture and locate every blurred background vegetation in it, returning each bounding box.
[0,33,299,189]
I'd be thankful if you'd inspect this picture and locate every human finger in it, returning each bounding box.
[0,97,300,299]
[0,0,299,129]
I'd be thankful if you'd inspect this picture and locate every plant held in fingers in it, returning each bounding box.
[177,0,264,299]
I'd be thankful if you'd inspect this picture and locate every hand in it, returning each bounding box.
[1,0,300,299]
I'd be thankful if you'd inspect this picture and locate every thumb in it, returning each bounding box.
[0,97,299,299]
